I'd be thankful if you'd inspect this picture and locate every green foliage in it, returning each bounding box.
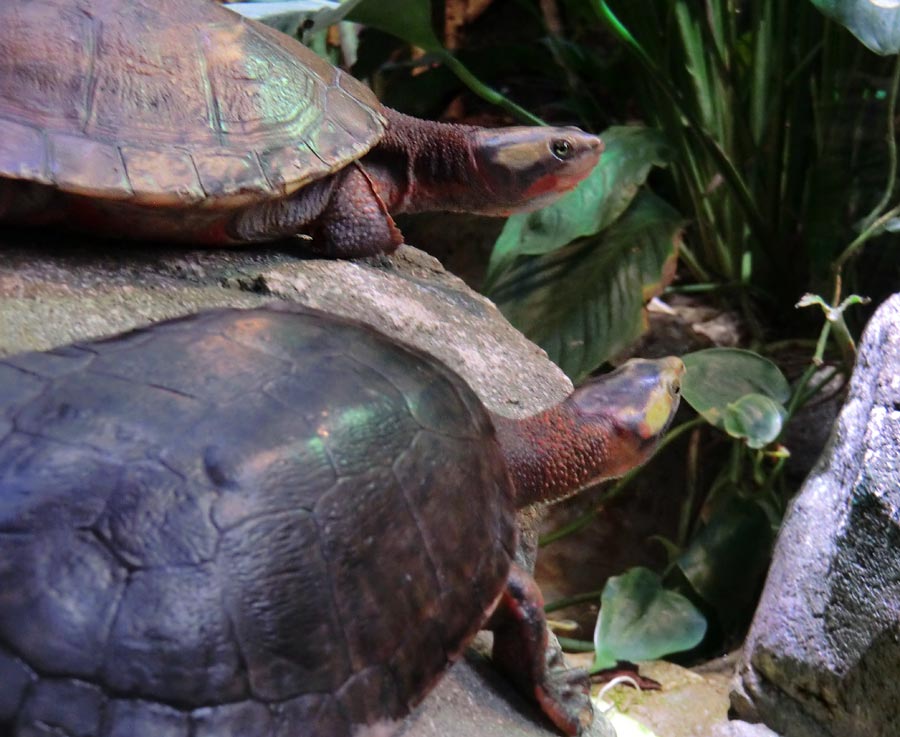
[810,0,900,54]
[681,349,790,448]
[490,191,681,382]
[487,128,680,380]
[597,0,895,330]
[591,567,707,672]
[485,127,674,285]
[675,497,775,632]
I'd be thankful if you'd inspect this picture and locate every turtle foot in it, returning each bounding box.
[535,664,593,735]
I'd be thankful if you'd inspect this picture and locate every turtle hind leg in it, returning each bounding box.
[229,165,403,258]
[487,564,593,736]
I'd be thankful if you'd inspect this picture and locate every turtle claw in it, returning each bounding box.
[535,665,593,736]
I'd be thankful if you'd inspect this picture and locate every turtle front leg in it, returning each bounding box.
[306,163,403,258]
[229,164,403,257]
[488,564,593,736]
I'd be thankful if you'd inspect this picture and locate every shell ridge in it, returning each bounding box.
[195,24,226,148]
[387,455,446,613]
[252,148,278,195]
[337,350,477,441]
[305,512,356,691]
[79,10,101,136]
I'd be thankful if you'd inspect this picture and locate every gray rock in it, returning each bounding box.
[709,721,782,737]
[0,231,600,737]
[732,294,900,737]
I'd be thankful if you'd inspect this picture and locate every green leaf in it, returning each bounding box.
[485,126,674,287]
[680,349,790,435]
[348,0,443,51]
[591,567,707,672]
[809,0,900,55]
[676,496,774,629]
[490,191,682,381]
[723,393,788,449]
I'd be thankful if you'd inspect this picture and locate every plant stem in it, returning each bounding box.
[557,636,596,653]
[831,53,900,303]
[439,52,545,125]
[545,589,604,614]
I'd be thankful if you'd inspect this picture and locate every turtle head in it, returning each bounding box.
[570,356,685,479]
[470,126,603,215]
[494,356,683,508]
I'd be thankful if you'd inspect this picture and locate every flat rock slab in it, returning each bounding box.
[0,230,570,417]
[732,293,900,737]
[0,229,593,737]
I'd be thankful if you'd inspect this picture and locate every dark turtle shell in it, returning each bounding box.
[0,0,384,207]
[0,306,516,736]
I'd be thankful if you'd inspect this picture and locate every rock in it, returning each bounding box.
[709,721,782,737]
[600,656,734,737]
[731,294,900,737]
[0,229,605,737]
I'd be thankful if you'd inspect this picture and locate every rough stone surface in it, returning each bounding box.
[708,721,782,737]
[0,229,603,737]
[732,293,900,737]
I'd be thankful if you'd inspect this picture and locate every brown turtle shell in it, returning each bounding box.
[0,0,385,208]
[0,306,517,736]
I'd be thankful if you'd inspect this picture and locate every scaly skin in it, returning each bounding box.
[232,109,603,257]
[483,357,683,735]
[492,357,685,508]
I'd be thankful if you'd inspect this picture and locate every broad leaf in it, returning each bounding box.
[809,0,900,55]
[348,0,443,51]
[677,496,775,629]
[490,191,682,381]
[681,349,790,438]
[485,126,674,287]
[592,567,707,672]
[723,393,788,449]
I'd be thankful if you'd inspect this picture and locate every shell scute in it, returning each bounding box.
[0,435,119,532]
[120,147,205,205]
[94,462,218,568]
[0,120,47,184]
[16,678,105,737]
[204,22,321,139]
[48,132,131,198]
[0,649,33,722]
[392,430,515,649]
[0,1,94,128]
[314,471,444,671]
[85,26,212,143]
[0,0,385,205]
[191,701,273,737]
[102,565,247,705]
[220,510,351,699]
[191,150,271,202]
[0,528,128,677]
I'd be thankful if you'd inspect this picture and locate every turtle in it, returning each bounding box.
[0,0,603,258]
[0,305,683,737]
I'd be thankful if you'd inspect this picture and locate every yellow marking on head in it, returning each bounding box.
[490,141,548,171]
[642,391,676,436]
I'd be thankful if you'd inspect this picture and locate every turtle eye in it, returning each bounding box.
[551,138,573,160]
